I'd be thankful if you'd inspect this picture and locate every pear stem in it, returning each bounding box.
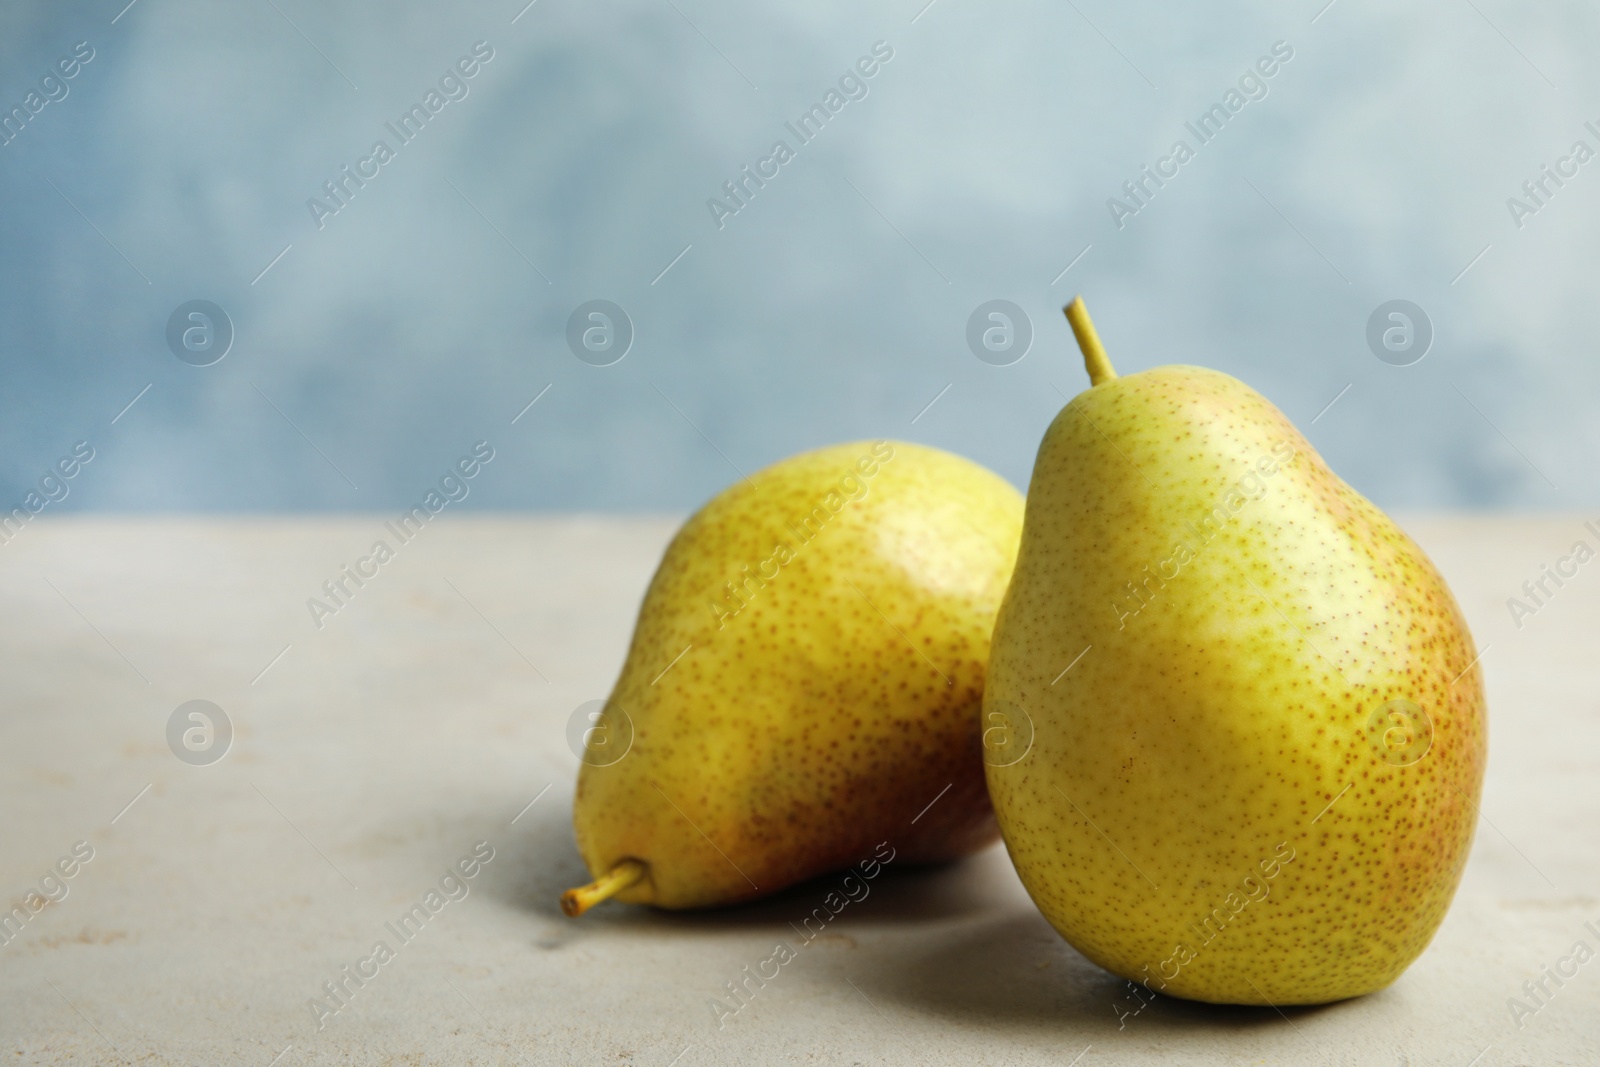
[1064,296,1117,386]
[561,859,648,917]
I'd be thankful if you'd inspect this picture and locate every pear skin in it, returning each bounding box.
[565,440,1024,914]
[983,299,1486,1004]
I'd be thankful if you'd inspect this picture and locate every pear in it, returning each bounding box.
[562,440,1024,915]
[982,298,1486,1004]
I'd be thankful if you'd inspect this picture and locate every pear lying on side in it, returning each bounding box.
[983,298,1486,1004]
[563,440,1024,915]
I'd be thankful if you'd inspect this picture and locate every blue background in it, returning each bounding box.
[0,0,1592,512]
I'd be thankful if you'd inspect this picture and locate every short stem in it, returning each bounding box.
[1064,296,1117,385]
[561,859,648,917]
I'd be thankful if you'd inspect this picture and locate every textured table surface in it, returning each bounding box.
[1,516,1596,1066]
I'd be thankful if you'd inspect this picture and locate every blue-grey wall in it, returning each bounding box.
[0,0,1591,512]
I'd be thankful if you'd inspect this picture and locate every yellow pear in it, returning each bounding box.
[982,298,1486,1004]
[563,440,1024,915]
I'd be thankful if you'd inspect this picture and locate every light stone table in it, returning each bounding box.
[1,516,1596,1065]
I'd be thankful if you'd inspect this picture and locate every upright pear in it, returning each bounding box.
[563,440,1024,915]
[983,299,1486,1004]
